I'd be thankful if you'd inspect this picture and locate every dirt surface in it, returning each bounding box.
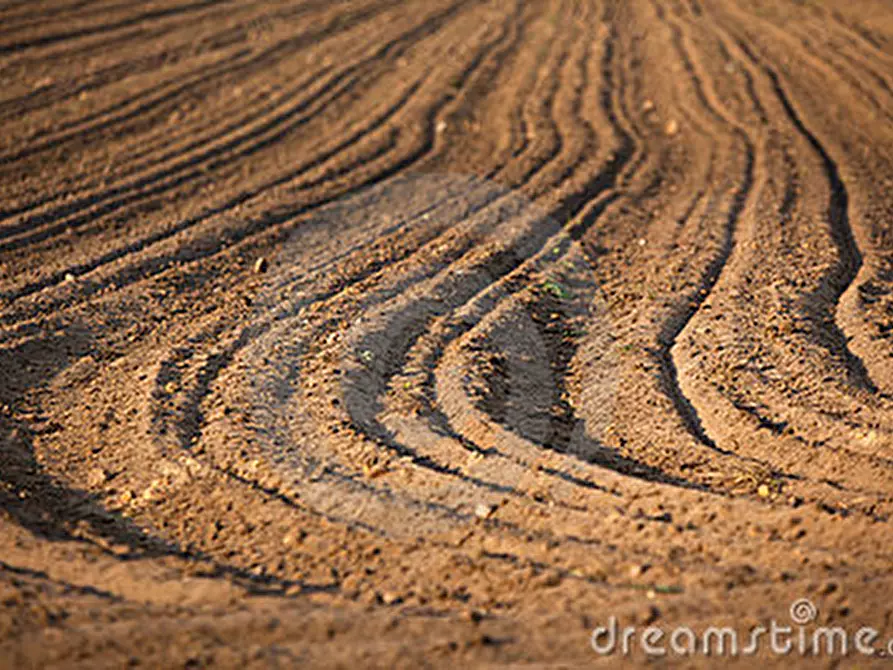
[2,0,893,666]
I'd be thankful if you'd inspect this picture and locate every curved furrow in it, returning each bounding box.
[309,4,722,526]
[661,2,893,504]
[96,187,890,597]
[136,0,535,481]
[0,0,527,333]
[145,181,663,568]
[706,1,893,399]
[198,3,640,532]
[0,0,238,56]
[273,4,604,506]
[0,0,180,34]
[0,0,469,256]
[0,0,401,169]
[391,10,653,498]
[292,0,648,510]
[646,0,755,456]
[707,3,884,396]
[402,6,747,502]
[0,1,497,319]
[342,5,612,478]
[737,5,893,125]
[706,12,887,395]
[144,186,519,533]
[805,2,893,63]
[562,0,774,492]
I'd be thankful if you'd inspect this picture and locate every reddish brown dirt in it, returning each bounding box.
[2,0,893,667]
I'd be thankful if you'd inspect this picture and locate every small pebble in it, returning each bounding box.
[254,257,268,274]
[629,563,650,579]
[665,119,679,136]
[474,503,495,519]
[381,591,402,605]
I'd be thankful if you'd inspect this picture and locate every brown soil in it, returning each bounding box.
[2,0,893,667]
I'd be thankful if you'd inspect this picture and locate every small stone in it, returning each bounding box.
[436,120,448,133]
[629,563,650,579]
[758,484,771,498]
[664,119,679,136]
[642,99,654,112]
[380,591,402,605]
[474,503,495,519]
[254,257,268,274]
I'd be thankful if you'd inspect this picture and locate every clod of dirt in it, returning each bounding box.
[641,605,661,625]
[87,468,110,487]
[142,480,167,502]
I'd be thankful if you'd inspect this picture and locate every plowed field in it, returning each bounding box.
[2,0,893,666]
